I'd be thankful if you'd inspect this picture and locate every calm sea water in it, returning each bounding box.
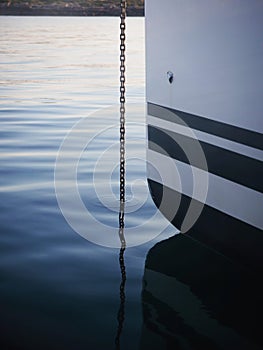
[1,16,263,350]
[0,16,176,350]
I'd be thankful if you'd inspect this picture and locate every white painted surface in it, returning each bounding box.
[147,149,263,229]
[147,115,263,161]
[145,0,263,133]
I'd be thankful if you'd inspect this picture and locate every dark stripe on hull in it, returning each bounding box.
[148,179,263,274]
[148,125,263,193]
[148,103,263,151]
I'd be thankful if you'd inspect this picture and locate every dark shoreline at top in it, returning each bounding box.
[0,5,144,17]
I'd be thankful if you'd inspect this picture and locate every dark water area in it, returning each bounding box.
[0,16,262,350]
[0,16,173,349]
[141,234,263,350]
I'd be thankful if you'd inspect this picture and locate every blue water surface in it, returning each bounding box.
[0,16,176,350]
[1,16,263,350]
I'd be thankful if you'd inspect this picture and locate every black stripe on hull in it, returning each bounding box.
[148,125,263,193]
[148,102,263,151]
[148,179,263,275]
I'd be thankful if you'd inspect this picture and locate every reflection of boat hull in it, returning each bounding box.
[140,234,263,349]
[145,1,263,272]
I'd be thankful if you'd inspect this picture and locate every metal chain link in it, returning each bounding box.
[115,3,127,347]
[119,0,126,206]
[115,0,127,350]
[119,0,126,249]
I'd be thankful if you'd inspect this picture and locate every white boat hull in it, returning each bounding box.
[145,0,263,272]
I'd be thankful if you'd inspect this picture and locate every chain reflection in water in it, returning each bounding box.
[115,201,127,350]
[115,1,127,347]
[115,248,126,350]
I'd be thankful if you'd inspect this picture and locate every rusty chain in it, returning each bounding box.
[119,0,126,248]
[115,2,127,348]
[119,0,126,207]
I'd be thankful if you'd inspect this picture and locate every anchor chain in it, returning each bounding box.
[119,0,126,209]
[115,2,127,349]
[119,0,126,249]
